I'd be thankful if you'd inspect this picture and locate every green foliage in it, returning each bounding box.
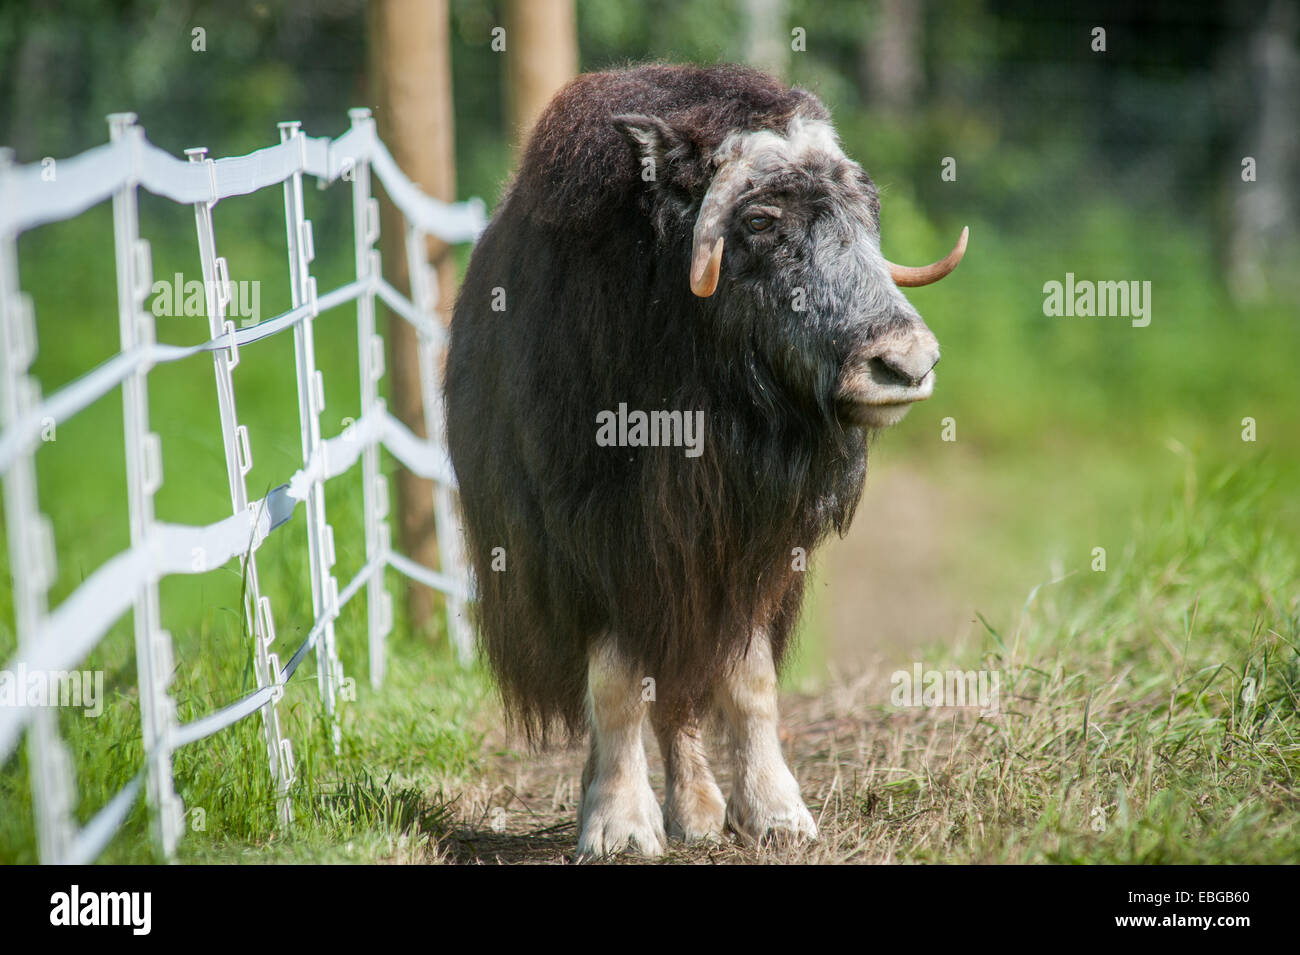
[953,465,1300,864]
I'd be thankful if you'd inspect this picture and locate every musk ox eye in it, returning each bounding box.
[747,215,774,233]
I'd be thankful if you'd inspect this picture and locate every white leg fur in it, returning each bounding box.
[576,639,666,860]
[716,632,818,846]
[651,710,726,843]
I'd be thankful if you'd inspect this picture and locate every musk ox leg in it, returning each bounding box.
[716,632,818,846]
[575,639,666,860]
[650,709,726,843]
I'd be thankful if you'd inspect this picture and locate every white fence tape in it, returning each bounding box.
[0,121,485,241]
[0,109,484,863]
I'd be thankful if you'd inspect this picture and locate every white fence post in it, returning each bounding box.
[0,147,76,863]
[348,109,394,689]
[185,145,295,825]
[404,226,473,662]
[107,112,184,857]
[279,120,344,751]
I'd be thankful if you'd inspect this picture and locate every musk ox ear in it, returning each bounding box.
[612,113,694,186]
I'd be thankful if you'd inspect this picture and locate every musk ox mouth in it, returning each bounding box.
[837,357,936,429]
[842,400,921,430]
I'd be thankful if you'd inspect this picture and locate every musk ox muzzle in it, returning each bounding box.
[838,317,942,429]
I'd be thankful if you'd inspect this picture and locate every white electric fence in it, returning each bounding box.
[0,110,485,863]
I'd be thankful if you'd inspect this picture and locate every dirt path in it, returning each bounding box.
[818,455,973,671]
[434,683,980,865]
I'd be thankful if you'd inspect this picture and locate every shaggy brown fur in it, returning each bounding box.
[445,65,873,743]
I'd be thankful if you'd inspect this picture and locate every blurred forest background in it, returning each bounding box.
[1,0,1298,864]
[4,0,1298,293]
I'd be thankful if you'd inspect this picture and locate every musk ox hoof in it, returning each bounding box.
[576,780,667,861]
[726,772,819,848]
[664,781,727,844]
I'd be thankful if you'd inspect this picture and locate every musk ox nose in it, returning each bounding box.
[871,342,940,388]
[837,321,941,429]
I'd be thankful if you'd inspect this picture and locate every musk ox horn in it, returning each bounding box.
[690,237,725,298]
[885,226,969,287]
[689,160,753,297]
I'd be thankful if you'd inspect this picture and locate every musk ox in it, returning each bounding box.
[445,64,965,858]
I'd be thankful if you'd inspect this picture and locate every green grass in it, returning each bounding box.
[0,560,492,863]
[894,464,1300,864]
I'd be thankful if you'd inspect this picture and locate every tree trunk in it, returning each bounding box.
[505,0,578,152]
[743,0,788,78]
[1227,0,1299,303]
[860,0,923,113]
[367,0,457,634]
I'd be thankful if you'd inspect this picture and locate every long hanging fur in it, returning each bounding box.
[445,64,868,743]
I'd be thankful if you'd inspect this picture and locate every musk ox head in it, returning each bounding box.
[612,108,964,431]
